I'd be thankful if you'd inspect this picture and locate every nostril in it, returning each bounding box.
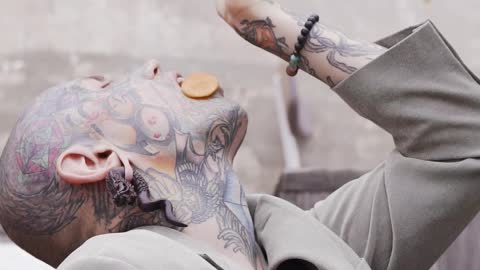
[144,60,161,80]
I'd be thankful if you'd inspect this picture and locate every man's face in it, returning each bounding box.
[98,62,231,154]
[62,60,244,152]
[73,60,248,221]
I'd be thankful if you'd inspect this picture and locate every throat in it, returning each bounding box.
[160,108,265,269]
[176,166,266,270]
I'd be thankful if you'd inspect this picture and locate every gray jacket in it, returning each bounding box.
[58,21,480,270]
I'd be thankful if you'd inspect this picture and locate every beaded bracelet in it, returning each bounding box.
[286,14,320,76]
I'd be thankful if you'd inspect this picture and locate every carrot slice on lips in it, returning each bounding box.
[181,73,219,98]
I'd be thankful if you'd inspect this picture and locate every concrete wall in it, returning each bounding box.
[0,0,479,269]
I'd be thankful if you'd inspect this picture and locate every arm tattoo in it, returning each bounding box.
[301,19,385,75]
[237,17,290,60]
[235,7,385,85]
[236,17,317,77]
[290,11,385,80]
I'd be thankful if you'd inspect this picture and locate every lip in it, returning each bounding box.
[169,71,183,87]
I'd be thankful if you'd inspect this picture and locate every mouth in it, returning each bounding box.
[173,72,224,98]
[175,73,184,86]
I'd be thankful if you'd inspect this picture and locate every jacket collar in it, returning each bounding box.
[137,194,369,270]
[247,194,369,270]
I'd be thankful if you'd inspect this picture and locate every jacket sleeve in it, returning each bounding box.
[308,21,480,270]
[57,255,138,270]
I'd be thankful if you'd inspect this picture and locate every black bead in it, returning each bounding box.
[309,15,320,22]
[295,43,303,52]
[304,21,314,30]
[301,28,310,36]
[297,35,307,45]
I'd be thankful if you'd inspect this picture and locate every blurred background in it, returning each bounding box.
[0,0,479,269]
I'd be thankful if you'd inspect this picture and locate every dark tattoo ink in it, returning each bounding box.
[290,13,385,79]
[235,7,385,87]
[237,17,290,60]
[0,86,87,236]
[303,22,384,75]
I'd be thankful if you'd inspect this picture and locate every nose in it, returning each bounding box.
[142,59,162,80]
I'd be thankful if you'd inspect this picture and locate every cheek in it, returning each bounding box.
[140,80,181,108]
[107,95,135,119]
[78,101,109,123]
[138,107,172,142]
[97,120,137,146]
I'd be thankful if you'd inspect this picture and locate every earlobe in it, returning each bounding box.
[56,144,123,185]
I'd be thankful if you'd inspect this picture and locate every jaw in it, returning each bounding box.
[226,109,248,164]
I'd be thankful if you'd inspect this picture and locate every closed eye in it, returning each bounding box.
[87,75,111,88]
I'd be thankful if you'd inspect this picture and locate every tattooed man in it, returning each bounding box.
[2,0,480,270]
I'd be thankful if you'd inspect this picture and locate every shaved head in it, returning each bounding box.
[0,79,120,265]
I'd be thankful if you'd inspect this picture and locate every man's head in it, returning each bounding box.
[0,60,248,266]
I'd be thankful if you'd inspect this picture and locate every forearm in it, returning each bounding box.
[230,1,386,86]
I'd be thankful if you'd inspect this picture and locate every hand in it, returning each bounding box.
[215,0,266,25]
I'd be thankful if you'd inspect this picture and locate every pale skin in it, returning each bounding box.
[0,61,262,269]
[0,1,387,269]
[217,0,386,87]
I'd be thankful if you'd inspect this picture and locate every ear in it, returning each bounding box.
[56,144,124,185]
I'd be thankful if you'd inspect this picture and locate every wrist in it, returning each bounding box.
[227,0,281,26]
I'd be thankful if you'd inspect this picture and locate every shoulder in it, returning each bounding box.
[58,229,205,270]
[247,193,305,216]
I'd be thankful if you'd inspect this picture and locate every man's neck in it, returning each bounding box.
[173,133,266,269]
[180,170,265,270]
[135,108,266,269]
[166,104,266,270]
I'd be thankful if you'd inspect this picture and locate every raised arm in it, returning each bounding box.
[216,0,386,86]
[219,2,480,270]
